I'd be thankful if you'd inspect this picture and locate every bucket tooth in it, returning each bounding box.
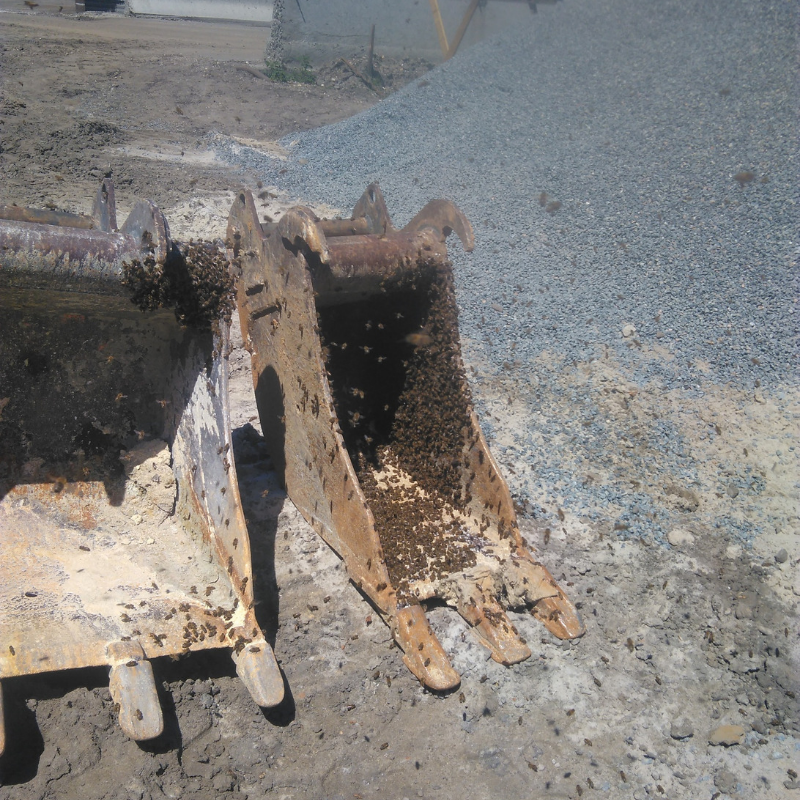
[230,183,583,690]
[107,642,163,741]
[232,636,285,708]
[394,605,460,691]
[456,594,531,665]
[531,591,585,640]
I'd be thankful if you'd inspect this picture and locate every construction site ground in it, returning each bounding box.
[0,4,798,800]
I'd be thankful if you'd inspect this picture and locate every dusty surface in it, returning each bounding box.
[1,6,799,800]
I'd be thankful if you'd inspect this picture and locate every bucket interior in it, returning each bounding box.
[0,289,246,679]
[315,264,486,599]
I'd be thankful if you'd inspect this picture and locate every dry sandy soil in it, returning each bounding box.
[1,6,798,800]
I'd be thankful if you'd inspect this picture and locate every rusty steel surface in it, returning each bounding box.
[0,205,96,229]
[0,182,282,751]
[230,184,584,692]
[0,178,169,296]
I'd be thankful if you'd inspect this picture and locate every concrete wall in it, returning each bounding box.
[127,0,273,24]
[277,0,554,64]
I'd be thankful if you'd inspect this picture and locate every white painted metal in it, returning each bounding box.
[128,0,273,24]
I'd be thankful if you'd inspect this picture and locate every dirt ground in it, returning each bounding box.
[1,7,798,800]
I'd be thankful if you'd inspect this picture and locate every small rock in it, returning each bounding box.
[670,719,694,740]
[784,779,800,790]
[709,724,745,746]
[212,773,235,793]
[775,548,788,564]
[130,514,143,525]
[726,483,740,498]
[622,323,636,338]
[667,529,695,548]
[665,484,700,512]
[715,769,738,793]
[491,303,503,313]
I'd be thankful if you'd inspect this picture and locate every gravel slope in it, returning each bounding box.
[215,0,797,547]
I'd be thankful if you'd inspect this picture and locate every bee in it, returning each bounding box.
[626,637,634,652]
[379,742,389,751]
[9,645,15,656]
[155,399,170,408]
[135,709,144,721]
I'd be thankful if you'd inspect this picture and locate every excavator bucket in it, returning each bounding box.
[0,180,283,754]
[229,184,584,691]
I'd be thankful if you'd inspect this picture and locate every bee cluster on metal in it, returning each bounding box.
[317,261,480,600]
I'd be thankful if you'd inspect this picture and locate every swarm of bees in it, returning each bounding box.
[316,263,488,599]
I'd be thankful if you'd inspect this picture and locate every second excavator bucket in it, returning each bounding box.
[229,184,584,691]
[0,181,283,755]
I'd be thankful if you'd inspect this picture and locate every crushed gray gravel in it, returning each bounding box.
[213,0,797,546]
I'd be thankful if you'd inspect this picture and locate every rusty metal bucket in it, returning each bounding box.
[229,184,584,691]
[0,181,283,754]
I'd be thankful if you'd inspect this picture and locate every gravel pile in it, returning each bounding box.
[213,0,797,548]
